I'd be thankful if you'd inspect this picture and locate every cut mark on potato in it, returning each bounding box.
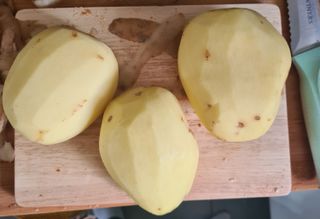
[237,122,245,128]
[204,49,211,60]
[96,54,104,60]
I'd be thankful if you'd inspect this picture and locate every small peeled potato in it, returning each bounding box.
[3,27,118,145]
[99,87,199,215]
[178,9,291,141]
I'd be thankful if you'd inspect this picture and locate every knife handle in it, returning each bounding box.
[293,47,320,181]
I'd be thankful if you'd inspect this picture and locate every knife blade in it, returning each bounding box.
[288,0,320,182]
[288,0,320,55]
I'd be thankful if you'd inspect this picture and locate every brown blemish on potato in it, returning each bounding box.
[180,117,184,122]
[158,208,162,211]
[36,38,41,43]
[198,123,201,127]
[188,128,194,134]
[39,194,43,197]
[134,91,143,96]
[71,31,78,37]
[204,49,211,60]
[81,8,92,16]
[260,20,264,24]
[72,99,88,115]
[56,168,61,172]
[237,122,245,128]
[212,121,216,125]
[97,54,104,60]
[78,99,87,107]
[254,115,261,121]
[207,104,212,108]
[36,130,48,142]
[217,136,227,142]
[108,115,113,122]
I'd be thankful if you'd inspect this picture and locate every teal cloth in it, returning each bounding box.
[293,46,320,182]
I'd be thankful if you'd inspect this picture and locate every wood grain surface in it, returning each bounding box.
[0,0,317,216]
[13,4,291,208]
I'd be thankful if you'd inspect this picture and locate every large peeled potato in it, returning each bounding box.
[178,9,291,141]
[99,87,199,215]
[3,27,118,144]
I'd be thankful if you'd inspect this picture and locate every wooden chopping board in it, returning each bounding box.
[14,4,291,208]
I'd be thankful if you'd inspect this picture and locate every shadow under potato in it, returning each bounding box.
[122,198,270,219]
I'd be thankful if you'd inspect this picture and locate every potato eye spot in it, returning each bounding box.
[134,91,143,96]
[254,115,261,121]
[36,130,48,142]
[108,115,113,122]
[204,49,211,60]
[71,31,78,37]
[237,122,245,128]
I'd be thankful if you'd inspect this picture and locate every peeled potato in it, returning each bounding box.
[3,27,118,145]
[99,87,199,215]
[178,9,291,141]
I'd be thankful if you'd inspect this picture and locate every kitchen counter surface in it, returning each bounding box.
[0,0,317,216]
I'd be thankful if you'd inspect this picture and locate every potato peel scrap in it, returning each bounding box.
[0,5,22,79]
[0,141,14,162]
[119,13,186,89]
[33,0,61,7]
[0,4,19,162]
